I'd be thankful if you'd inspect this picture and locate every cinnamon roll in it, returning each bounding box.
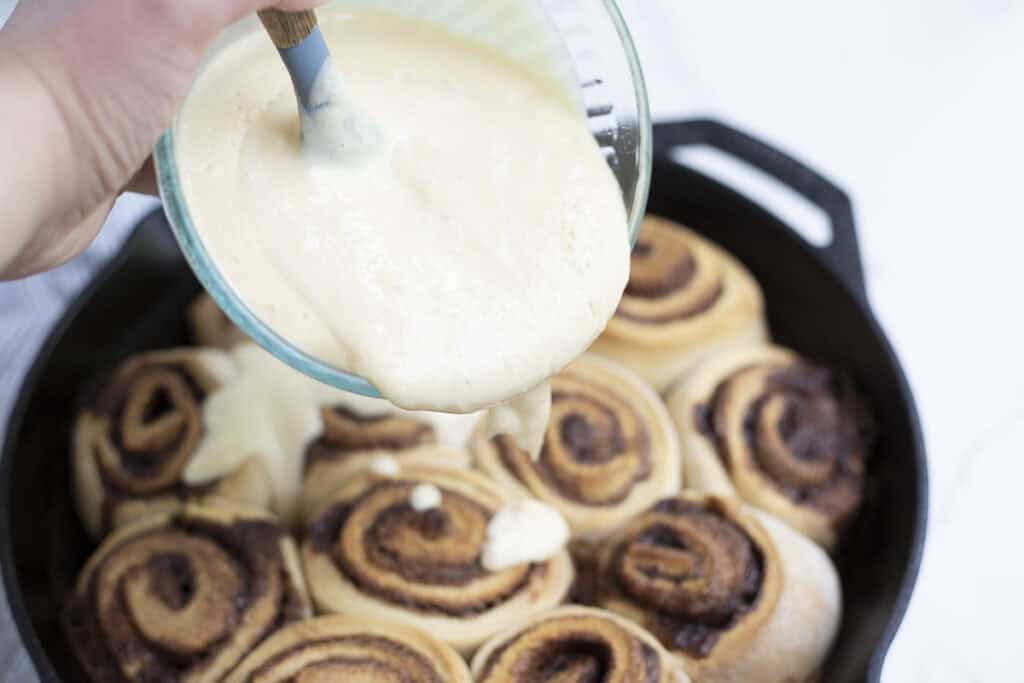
[72,348,272,539]
[62,502,310,683]
[188,292,247,349]
[302,464,574,655]
[302,394,478,517]
[472,606,690,683]
[590,216,768,393]
[666,345,870,548]
[225,615,471,682]
[472,354,680,546]
[596,493,840,683]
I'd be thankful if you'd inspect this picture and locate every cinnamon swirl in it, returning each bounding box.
[62,502,310,682]
[596,493,840,683]
[473,606,690,683]
[72,348,272,539]
[225,615,471,682]
[591,216,767,393]
[472,354,680,546]
[302,464,573,655]
[667,345,870,548]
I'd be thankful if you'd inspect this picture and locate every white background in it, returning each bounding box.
[2,1,1023,680]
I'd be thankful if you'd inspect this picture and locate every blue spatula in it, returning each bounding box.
[259,9,380,158]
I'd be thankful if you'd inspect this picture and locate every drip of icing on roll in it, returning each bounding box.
[410,483,443,511]
[482,498,568,571]
[184,343,483,522]
[184,343,340,521]
[484,382,551,459]
[368,455,400,477]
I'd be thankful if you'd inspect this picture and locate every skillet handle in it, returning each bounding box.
[652,118,868,303]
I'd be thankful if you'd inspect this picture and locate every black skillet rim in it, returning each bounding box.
[0,121,928,681]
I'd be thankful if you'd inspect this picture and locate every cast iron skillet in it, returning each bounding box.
[0,119,927,682]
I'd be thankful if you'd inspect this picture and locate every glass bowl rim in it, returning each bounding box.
[154,0,653,399]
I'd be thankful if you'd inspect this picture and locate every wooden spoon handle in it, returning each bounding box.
[258,9,319,49]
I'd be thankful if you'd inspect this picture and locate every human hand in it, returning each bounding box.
[0,0,324,279]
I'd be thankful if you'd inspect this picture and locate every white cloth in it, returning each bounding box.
[0,1,14,26]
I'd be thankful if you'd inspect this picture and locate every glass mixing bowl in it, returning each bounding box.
[155,0,652,398]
